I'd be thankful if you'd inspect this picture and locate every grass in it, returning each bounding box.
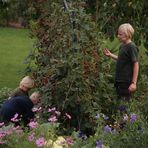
[0,27,34,89]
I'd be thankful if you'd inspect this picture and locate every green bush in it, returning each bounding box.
[0,0,35,27]
[25,1,116,135]
[0,87,13,107]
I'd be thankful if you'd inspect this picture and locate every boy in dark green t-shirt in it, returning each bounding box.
[103,23,139,102]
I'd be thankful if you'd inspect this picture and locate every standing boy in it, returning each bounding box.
[103,23,139,106]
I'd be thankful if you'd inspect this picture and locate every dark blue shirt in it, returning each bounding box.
[0,96,34,125]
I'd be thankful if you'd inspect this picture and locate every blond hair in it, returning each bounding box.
[20,76,34,89]
[30,91,41,104]
[118,23,134,39]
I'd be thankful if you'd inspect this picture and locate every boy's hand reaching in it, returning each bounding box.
[103,48,111,57]
[103,48,118,60]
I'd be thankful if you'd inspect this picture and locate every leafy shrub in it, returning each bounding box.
[0,87,13,107]
[25,1,116,135]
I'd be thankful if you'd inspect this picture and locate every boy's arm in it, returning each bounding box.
[128,62,139,92]
[132,62,139,84]
[110,53,118,60]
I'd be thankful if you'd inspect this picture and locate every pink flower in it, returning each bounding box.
[32,107,38,112]
[65,113,71,119]
[0,122,4,127]
[12,125,20,131]
[0,140,6,144]
[28,121,38,128]
[48,116,57,122]
[55,111,61,116]
[37,107,42,112]
[59,137,73,148]
[32,107,42,112]
[28,132,35,142]
[65,137,73,145]
[5,130,13,135]
[11,113,20,122]
[36,137,45,147]
[0,131,6,138]
[15,129,23,135]
[48,107,56,112]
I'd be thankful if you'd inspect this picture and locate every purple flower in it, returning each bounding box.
[104,125,112,133]
[95,114,100,119]
[78,131,87,140]
[119,105,126,112]
[36,137,45,147]
[103,115,109,120]
[130,113,137,123]
[120,123,126,129]
[96,140,103,148]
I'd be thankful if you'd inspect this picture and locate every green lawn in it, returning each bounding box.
[0,27,34,89]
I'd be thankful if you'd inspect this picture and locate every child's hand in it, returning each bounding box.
[103,48,111,57]
[128,83,137,92]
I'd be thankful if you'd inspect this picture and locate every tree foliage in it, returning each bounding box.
[0,0,35,26]
[86,0,148,49]
[0,0,147,50]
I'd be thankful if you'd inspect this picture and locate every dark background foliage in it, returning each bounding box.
[0,0,147,49]
[86,0,148,49]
